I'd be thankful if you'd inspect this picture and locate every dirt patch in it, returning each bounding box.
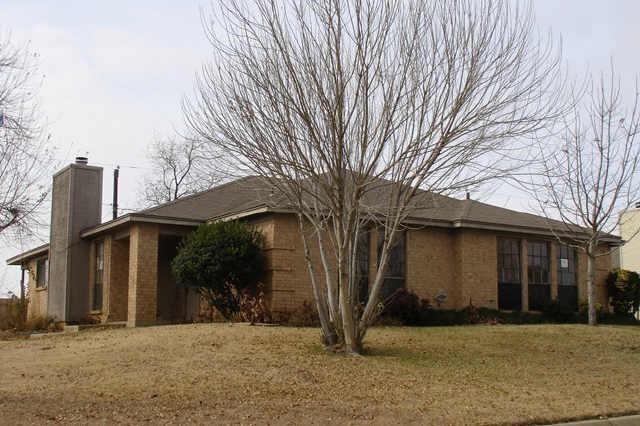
[0,323,639,425]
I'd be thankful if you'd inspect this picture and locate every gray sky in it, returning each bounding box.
[1,0,639,295]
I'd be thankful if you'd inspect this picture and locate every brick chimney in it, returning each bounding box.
[47,157,103,323]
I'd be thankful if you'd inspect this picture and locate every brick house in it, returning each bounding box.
[7,158,619,326]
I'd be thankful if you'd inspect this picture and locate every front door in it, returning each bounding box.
[498,238,522,311]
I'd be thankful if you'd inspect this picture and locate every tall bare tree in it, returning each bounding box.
[141,135,223,206]
[533,68,640,325]
[186,0,565,353]
[0,33,53,240]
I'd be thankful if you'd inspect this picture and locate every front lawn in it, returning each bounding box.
[0,324,638,424]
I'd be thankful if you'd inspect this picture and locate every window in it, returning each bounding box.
[558,244,577,286]
[557,244,578,311]
[497,238,522,311]
[498,238,520,284]
[527,241,550,285]
[93,241,104,311]
[355,229,370,304]
[378,230,406,300]
[36,258,48,288]
[528,241,550,310]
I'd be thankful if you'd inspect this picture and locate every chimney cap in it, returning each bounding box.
[75,156,88,165]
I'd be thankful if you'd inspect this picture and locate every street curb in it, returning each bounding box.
[546,414,640,426]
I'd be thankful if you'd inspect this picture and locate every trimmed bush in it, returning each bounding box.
[172,221,265,320]
[380,289,638,326]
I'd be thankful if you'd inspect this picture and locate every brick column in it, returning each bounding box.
[550,242,558,301]
[127,223,159,327]
[521,239,529,312]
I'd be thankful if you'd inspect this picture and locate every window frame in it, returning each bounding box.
[35,257,48,289]
[92,240,105,312]
[497,238,521,285]
[527,240,550,286]
[377,230,406,299]
[557,244,577,287]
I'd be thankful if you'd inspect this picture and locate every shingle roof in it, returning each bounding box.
[138,175,277,220]
[105,175,621,241]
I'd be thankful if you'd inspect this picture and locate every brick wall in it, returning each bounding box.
[577,247,611,308]
[107,237,129,322]
[258,216,614,314]
[127,223,159,327]
[406,227,458,308]
[26,258,48,319]
[455,229,499,309]
[268,214,317,313]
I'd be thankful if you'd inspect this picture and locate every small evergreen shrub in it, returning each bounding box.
[606,269,640,317]
[172,221,265,320]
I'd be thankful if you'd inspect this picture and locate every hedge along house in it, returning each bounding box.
[8,158,620,326]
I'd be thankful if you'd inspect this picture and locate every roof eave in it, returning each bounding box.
[6,244,50,266]
[80,214,204,238]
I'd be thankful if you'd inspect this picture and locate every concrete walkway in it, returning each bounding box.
[548,414,640,425]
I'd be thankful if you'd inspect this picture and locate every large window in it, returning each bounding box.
[558,244,577,286]
[497,238,521,311]
[355,229,370,304]
[557,244,578,311]
[35,258,48,288]
[498,239,520,284]
[93,241,104,311]
[378,230,406,300]
[528,241,550,310]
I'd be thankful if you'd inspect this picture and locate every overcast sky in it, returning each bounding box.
[1,0,639,295]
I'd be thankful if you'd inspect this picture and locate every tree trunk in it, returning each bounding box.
[337,247,360,353]
[587,244,597,326]
[297,215,337,346]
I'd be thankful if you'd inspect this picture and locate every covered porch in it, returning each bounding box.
[84,216,203,327]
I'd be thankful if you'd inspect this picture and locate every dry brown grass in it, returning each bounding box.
[0,323,639,425]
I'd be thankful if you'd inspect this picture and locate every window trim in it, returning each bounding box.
[527,240,550,286]
[92,240,105,312]
[377,230,406,299]
[557,244,577,287]
[35,257,48,289]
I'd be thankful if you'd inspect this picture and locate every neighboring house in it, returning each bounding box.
[7,158,619,326]
[619,205,640,272]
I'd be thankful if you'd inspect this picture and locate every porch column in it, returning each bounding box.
[127,223,159,327]
[550,242,558,301]
[521,239,529,312]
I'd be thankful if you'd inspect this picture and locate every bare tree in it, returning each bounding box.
[533,68,640,325]
[0,33,53,240]
[186,0,565,353]
[141,135,224,206]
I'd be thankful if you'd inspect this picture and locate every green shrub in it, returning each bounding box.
[172,221,265,320]
[378,289,640,326]
[542,299,579,323]
[606,269,640,317]
[381,288,431,325]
